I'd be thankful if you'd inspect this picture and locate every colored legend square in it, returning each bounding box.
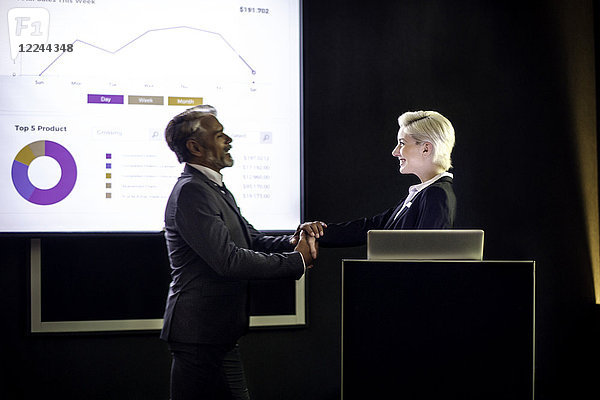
[106,193,112,198]
[106,163,112,169]
[106,154,112,159]
[106,183,112,189]
[106,173,112,179]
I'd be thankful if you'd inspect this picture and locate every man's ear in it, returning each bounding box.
[186,138,204,157]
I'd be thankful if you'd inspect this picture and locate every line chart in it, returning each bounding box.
[39,26,257,77]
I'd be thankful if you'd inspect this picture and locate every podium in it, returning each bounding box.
[341,260,535,400]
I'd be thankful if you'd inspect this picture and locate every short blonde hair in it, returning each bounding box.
[398,110,455,170]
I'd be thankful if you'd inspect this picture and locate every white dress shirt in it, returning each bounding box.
[188,163,224,186]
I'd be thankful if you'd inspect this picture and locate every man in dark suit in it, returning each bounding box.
[296,110,456,246]
[161,105,315,399]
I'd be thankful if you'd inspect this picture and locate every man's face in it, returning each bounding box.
[196,115,233,172]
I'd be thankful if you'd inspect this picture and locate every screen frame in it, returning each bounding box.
[26,0,307,333]
[29,238,307,333]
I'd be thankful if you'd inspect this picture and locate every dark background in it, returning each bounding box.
[2,0,599,399]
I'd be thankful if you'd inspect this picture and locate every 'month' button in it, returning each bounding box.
[168,97,203,106]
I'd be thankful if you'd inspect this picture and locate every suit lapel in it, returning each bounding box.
[383,175,454,229]
[185,165,253,245]
[384,203,405,229]
[212,182,240,214]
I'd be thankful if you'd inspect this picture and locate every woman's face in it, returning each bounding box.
[391,127,427,178]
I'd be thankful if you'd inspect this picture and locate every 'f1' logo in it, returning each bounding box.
[8,8,50,61]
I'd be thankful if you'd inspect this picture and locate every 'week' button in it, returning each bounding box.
[128,95,164,105]
[88,94,124,104]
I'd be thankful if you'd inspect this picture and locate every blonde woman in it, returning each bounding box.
[297,110,456,246]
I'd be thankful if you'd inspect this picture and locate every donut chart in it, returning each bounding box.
[11,141,77,205]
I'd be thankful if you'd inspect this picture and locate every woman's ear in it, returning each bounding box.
[421,142,433,158]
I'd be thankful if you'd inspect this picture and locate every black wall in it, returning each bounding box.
[2,1,599,399]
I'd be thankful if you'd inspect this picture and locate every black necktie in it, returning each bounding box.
[220,182,236,203]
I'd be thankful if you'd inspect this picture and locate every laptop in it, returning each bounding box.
[367,229,484,261]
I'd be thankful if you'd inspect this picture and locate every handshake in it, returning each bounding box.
[290,221,327,269]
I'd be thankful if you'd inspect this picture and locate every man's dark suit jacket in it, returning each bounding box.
[319,176,456,247]
[161,164,304,345]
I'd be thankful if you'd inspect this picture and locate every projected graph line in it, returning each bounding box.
[39,26,256,76]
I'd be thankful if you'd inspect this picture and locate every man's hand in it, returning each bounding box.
[294,230,318,269]
[290,221,327,262]
[290,221,327,244]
